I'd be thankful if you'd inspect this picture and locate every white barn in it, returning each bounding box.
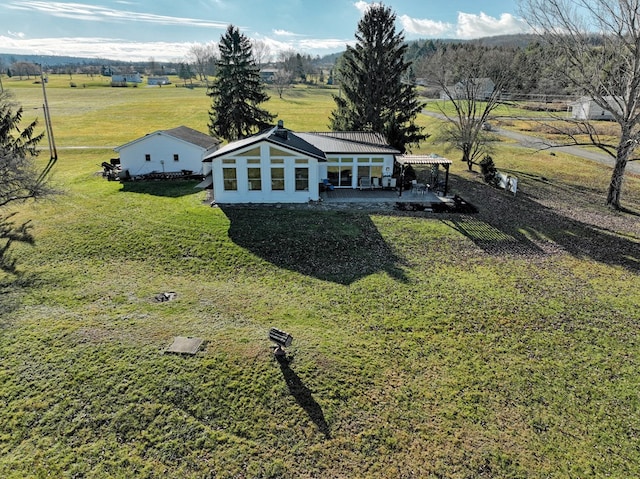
[115,126,221,177]
[201,122,399,204]
[569,96,621,120]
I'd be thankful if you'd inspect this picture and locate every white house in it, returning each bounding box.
[201,122,400,204]
[111,73,143,84]
[115,126,221,177]
[569,96,621,121]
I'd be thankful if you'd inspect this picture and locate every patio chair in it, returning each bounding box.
[322,178,334,191]
[359,177,372,190]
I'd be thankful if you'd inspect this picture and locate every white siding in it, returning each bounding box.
[118,134,207,176]
[211,143,321,203]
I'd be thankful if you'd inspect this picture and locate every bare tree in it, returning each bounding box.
[520,0,640,210]
[251,39,272,68]
[188,42,218,84]
[272,69,294,98]
[420,46,511,170]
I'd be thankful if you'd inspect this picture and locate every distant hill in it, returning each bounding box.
[0,34,540,70]
[0,53,116,67]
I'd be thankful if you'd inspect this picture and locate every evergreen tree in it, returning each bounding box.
[1,91,54,273]
[329,4,427,153]
[208,25,275,141]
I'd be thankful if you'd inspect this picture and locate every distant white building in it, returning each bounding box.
[111,73,143,84]
[569,96,621,121]
[115,126,221,177]
[148,76,171,86]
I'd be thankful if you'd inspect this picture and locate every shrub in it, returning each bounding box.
[479,155,500,187]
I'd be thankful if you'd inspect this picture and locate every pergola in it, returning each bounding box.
[395,154,453,197]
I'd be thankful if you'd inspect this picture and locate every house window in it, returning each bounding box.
[248,167,261,191]
[223,168,237,191]
[271,167,285,190]
[145,154,151,162]
[173,154,179,162]
[295,167,309,191]
[327,165,352,187]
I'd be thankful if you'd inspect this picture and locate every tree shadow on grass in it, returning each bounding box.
[0,272,44,329]
[221,206,408,285]
[119,179,201,198]
[277,357,331,439]
[443,173,640,273]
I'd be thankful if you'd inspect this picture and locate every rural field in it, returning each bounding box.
[1,75,639,478]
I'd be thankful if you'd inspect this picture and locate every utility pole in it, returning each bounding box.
[36,64,57,184]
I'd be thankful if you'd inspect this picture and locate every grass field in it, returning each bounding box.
[1,75,639,478]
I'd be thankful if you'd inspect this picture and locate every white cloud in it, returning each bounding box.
[354,1,370,15]
[5,1,230,29]
[354,1,384,15]
[0,33,352,62]
[273,29,299,37]
[456,12,530,39]
[0,35,195,62]
[8,30,26,39]
[399,15,453,37]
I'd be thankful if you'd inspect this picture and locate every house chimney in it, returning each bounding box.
[275,120,288,139]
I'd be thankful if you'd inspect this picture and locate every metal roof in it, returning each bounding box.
[203,125,402,162]
[163,126,221,150]
[396,154,452,165]
[296,132,400,155]
[203,126,327,162]
[114,126,220,152]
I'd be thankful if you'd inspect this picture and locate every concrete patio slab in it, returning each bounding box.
[165,336,204,355]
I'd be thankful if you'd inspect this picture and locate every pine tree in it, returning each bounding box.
[1,91,53,273]
[208,25,275,141]
[329,4,427,153]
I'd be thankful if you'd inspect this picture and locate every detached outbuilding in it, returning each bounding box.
[115,126,221,177]
[569,96,621,121]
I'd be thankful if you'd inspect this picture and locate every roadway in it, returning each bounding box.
[421,110,640,175]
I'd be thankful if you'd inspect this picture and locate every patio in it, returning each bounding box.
[321,187,444,204]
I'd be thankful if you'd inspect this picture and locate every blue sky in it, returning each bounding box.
[0,1,529,62]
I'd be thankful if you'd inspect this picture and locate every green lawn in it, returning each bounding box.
[1,76,639,478]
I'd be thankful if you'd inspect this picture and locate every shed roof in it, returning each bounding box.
[162,126,221,150]
[114,126,220,152]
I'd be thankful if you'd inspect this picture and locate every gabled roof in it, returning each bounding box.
[115,126,220,152]
[204,125,400,162]
[204,125,327,162]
